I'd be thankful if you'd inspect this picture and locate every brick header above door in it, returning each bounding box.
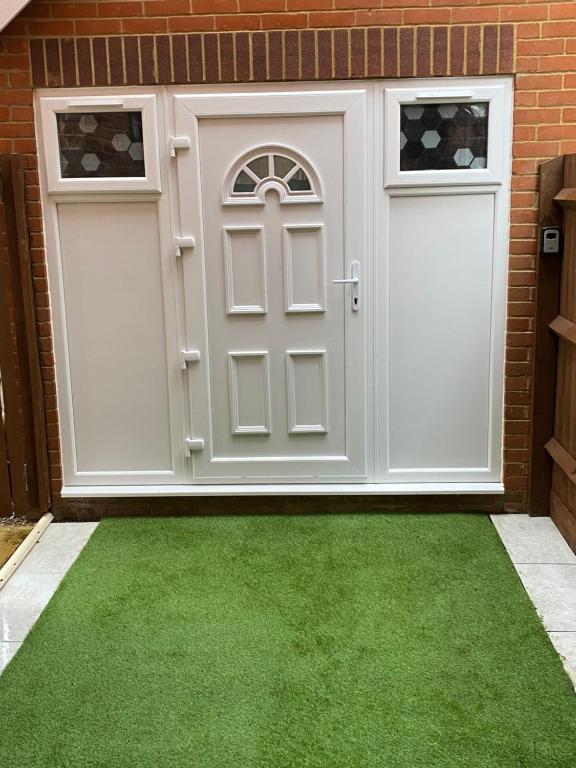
[30,24,515,89]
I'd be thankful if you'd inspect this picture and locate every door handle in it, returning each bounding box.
[333,260,360,311]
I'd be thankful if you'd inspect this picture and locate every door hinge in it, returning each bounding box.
[169,137,191,158]
[180,349,201,369]
[185,438,205,455]
[175,236,196,257]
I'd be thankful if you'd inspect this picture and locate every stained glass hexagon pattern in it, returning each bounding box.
[57,111,145,178]
[400,102,489,172]
[111,133,131,152]
[78,114,98,134]
[80,153,101,173]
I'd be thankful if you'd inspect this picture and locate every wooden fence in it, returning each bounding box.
[530,154,576,552]
[0,155,50,519]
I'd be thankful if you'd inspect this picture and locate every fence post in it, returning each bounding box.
[0,155,50,518]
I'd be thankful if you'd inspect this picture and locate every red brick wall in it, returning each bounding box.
[2,0,576,508]
[29,25,514,85]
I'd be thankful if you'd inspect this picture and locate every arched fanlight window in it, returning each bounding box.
[224,146,322,205]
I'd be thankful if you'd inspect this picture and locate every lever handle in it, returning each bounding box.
[332,261,360,311]
[332,276,359,284]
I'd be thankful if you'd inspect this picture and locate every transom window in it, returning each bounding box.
[40,94,160,193]
[57,111,146,178]
[400,102,489,172]
[226,147,321,204]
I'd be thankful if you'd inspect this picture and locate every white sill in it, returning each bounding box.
[60,482,505,498]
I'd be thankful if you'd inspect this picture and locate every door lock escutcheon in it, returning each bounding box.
[333,260,360,311]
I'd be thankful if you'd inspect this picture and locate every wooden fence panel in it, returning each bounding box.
[0,155,50,518]
[531,154,576,550]
[0,392,12,515]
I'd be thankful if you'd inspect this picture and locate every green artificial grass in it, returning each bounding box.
[1,514,575,767]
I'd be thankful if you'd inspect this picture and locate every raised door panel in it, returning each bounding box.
[228,352,271,434]
[223,227,267,314]
[286,350,328,433]
[283,225,326,313]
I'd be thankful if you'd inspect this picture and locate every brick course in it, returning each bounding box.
[29,25,514,85]
[2,0,576,507]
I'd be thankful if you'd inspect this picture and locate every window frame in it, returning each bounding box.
[384,82,510,188]
[38,93,161,194]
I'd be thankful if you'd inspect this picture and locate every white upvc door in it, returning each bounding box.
[172,87,369,482]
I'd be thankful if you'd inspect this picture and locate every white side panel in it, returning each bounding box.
[388,192,495,472]
[57,202,174,476]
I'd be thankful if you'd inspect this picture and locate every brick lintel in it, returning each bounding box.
[31,24,515,89]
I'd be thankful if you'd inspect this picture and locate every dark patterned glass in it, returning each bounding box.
[57,112,145,178]
[400,102,489,171]
[274,155,296,177]
[233,170,257,193]
[287,169,311,191]
[247,156,269,178]
[232,153,312,195]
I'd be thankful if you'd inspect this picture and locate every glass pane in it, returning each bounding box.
[233,170,257,193]
[287,168,312,191]
[57,111,145,178]
[274,155,296,178]
[246,155,270,179]
[400,102,489,171]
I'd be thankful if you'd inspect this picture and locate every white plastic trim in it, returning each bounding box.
[0,0,31,32]
[61,483,505,497]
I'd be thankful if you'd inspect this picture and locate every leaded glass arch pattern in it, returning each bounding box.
[225,147,322,204]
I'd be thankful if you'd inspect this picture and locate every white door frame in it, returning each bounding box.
[34,78,513,497]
